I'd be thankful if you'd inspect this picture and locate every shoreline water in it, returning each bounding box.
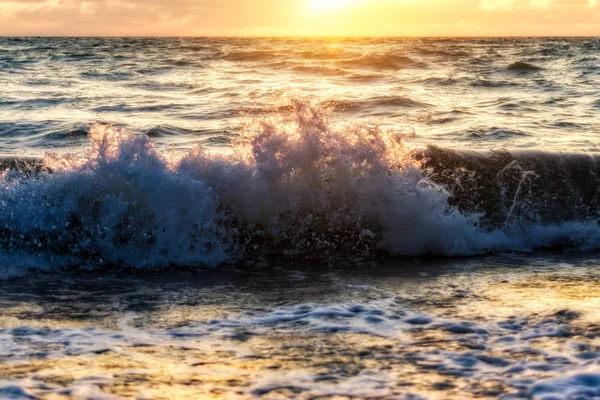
[2,253,600,398]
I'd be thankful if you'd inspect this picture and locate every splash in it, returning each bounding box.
[0,99,599,276]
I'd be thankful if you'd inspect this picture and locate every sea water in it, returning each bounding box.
[0,37,600,399]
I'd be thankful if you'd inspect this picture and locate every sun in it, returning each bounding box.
[309,0,348,13]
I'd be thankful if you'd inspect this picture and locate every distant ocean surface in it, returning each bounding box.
[2,37,600,154]
[2,37,600,400]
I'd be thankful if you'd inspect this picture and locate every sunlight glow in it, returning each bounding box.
[0,0,598,38]
[309,0,352,13]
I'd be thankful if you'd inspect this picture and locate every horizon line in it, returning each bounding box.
[1,34,599,39]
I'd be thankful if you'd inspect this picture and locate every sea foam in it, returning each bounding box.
[0,99,599,276]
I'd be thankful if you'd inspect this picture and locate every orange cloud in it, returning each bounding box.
[480,0,552,10]
[0,0,597,36]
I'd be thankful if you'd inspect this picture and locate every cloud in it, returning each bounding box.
[479,0,552,10]
[530,0,551,7]
[0,0,596,36]
[0,0,234,35]
[0,0,61,18]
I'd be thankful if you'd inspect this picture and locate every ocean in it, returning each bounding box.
[0,37,600,399]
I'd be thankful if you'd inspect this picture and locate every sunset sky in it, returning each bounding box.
[0,0,598,37]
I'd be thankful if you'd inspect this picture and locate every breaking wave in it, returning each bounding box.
[0,99,600,277]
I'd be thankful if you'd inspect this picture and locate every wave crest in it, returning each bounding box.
[0,99,600,276]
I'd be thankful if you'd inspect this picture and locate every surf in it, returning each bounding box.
[0,99,599,278]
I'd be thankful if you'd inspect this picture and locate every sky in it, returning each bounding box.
[0,0,598,36]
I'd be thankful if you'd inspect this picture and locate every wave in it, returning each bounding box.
[91,103,187,113]
[519,47,565,57]
[146,125,197,138]
[295,49,356,61]
[145,126,235,146]
[291,65,349,77]
[553,121,583,129]
[178,44,215,52]
[323,96,432,111]
[421,146,600,227]
[337,53,424,71]
[80,70,134,81]
[346,72,384,82]
[47,127,90,140]
[221,50,278,63]
[414,47,470,58]
[470,79,520,88]
[506,61,543,72]
[0,99,600,277]
[421,77,462,86]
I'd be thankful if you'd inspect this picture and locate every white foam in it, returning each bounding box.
[2,294,600,399]
[529,368,600,400]
[249,370,396,398]
[1,99,600,276]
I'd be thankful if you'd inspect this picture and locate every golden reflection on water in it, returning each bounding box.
[1,333,487,399]
[455,267,600,325]
[3,264,600,399]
